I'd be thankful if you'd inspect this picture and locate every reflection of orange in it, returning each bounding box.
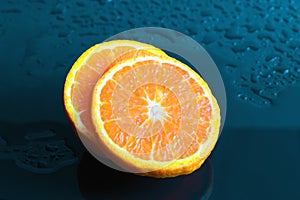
[78,153,214,199]
[64,40,220,178]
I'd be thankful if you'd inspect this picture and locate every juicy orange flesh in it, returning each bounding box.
[98,57,212,161]
[128,84,181,127]
[71,47,137,135]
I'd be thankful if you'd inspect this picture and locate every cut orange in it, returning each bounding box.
[91,49,220,177]
[63,40,220,178]
[63,40,167,170]
[64,40,166,139]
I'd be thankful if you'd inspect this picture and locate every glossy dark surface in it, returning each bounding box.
[1,126,299,199]
[210,129,300,200]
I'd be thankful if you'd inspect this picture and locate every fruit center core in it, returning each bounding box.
[147,100,166,122]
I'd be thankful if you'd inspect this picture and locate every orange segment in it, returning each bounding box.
[100,80,116,102]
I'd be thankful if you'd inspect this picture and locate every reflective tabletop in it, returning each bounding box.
[0,123,299,199]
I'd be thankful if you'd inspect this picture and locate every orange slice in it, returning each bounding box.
[63,40,167,169]
[91,49,221,177]
[64,40,166,139]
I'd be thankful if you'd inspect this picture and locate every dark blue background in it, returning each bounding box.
[0,0,299,199]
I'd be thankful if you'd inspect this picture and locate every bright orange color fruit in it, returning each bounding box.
[63,40,220,178]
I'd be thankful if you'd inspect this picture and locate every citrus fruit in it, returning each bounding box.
[91,49,220,177]
[64,40,166,140]
[63,40,167,170]
[63,39,220,178]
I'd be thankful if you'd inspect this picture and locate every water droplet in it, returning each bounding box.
[237,93,249,101]
[265,54,281,63]
[272,92,278,97]
[202,33,218,45]
[224,64,238,74]
[225,27,244,39]
[259,70,269,78]
[258,89,264,95]
[251,74,260,83]
[283,69,290,74]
